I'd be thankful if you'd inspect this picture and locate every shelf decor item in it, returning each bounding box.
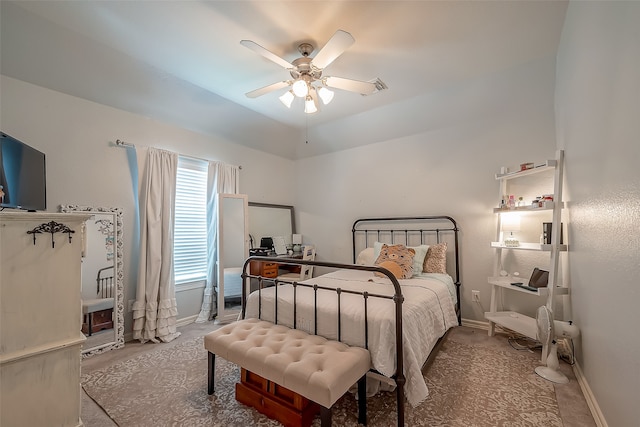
[543,222,563,244]
[292,233,302,252]
[520,162,534,171]
[502,213,521,247]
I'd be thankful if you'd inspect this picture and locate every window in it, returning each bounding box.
[174,157,208,285]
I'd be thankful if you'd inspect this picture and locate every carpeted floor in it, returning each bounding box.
[81,324,596,426]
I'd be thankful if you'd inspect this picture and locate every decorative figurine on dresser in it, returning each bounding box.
[0,212,90,427]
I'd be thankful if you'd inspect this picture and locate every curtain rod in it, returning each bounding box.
[115,139,242,169]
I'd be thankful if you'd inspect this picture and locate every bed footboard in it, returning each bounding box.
[242,257,407,426]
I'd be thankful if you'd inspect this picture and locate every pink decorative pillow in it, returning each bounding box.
[423,242,447,274]
[374,244,415,279]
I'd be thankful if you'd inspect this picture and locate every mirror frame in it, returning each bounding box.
[248,202,296,238]
[60,204,125,356]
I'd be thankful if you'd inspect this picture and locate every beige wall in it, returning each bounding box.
[555,2,640,425]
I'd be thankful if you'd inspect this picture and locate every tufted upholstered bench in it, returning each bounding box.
[204,317,371,426]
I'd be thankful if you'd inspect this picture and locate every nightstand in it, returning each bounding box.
[250,260,279,279]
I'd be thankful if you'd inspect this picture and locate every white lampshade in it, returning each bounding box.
[304,96,318,114]
[292,234,302,244]
[501,213,521,247]
[501,213,521,232]
[292,79,309,97]
[318,86,334,105]
[279,90,294,108]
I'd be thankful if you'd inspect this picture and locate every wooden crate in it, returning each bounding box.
[82,308,113,335]
[236,369,320,427]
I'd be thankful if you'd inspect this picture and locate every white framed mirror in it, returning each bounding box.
[60,205,125,356]
[217,194,249,323]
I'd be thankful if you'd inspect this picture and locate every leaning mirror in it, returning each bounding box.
[248,202,295,249]
[60,205,125,356]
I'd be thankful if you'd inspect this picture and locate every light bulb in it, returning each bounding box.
[279,90,294,108]
[318,87,334,105]
[292,79,309,97]
[304,96,317,114]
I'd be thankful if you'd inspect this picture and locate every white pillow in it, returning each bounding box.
[373,241,429,277]
[356,247,375,265]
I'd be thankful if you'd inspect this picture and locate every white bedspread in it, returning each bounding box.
[244,269,458,407]
[223,267,243,298]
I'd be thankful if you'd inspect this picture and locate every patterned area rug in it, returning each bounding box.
[82,335,562,426]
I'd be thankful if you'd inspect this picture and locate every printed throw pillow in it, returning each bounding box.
[373,241,429,277]
[423,242,447,274]
[374,244,415,280]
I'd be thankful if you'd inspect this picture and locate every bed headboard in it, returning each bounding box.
[96,265,115,298]
[352,216,461,322]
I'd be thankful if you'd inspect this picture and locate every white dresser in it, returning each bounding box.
[0,212,90,427]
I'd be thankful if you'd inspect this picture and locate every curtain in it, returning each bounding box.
[196,161,239,322]
[132,147,181,343]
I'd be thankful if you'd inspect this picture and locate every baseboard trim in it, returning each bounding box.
[176,314,198,328]
[460,318,490,330]
[124,315,199,343]
[572,362,608,427]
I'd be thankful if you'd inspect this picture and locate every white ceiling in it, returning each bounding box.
[1,1,568,159]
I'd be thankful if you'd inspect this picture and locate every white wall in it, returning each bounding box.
[294,57,559,321]
[1,75,296,330]
[555,2,640,426]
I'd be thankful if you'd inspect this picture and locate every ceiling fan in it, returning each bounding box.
[241,30,386,113]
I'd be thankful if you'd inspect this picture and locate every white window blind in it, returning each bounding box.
[174,157,208,285]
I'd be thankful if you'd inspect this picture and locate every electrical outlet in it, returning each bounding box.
[128,299,135,312]
[472,290,480,302]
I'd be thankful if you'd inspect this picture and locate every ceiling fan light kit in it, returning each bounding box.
[318,86,334,104]
[292,78,309,97]
[242,29,386,114]
[279,91,295,108]
[304,96,318,114]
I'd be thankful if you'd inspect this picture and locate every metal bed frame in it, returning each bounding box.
[96,265,115,298]
[352,216,461,324]
[240,216,461,426]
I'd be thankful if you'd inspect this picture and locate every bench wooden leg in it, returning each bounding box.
[357,374,367,425]
[208,352,215,395]
[320,406,332,427]
[87,314,93,336]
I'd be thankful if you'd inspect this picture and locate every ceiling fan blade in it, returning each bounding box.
[311,30,355,69]
[245,81,290,98]
[240,40,294,69]
[324,76,378,95]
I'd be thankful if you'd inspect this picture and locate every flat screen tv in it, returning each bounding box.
[0,132,47,211]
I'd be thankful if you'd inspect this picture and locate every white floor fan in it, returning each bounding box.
[535,305,579,384]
